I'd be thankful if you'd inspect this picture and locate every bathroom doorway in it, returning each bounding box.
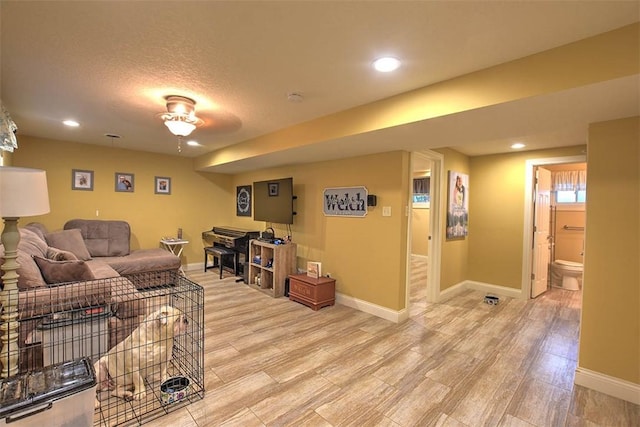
[522,155,587,299]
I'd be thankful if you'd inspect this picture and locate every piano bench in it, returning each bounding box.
[204,246,237,279]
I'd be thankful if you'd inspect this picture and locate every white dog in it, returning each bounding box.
[94,305,188,408]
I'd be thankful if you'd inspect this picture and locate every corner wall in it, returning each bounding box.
[579,116,639,387]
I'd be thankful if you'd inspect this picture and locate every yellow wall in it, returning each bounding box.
[12,136,233,266]
[229,151,410,310]
[437,148,469,291]
[581,116,639,384]
[554,210,585,263]
[467,146,586,289]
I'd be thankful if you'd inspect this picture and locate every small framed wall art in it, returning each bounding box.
[268,182,279,197]
[236,185,251,216]
[72,169,94,191]
[155,176,171,195]
[115,172,135,192]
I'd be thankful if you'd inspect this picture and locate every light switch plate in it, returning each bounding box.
[382,206,392,217]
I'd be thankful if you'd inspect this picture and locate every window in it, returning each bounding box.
[552,170,586,204]
[556,190,586,204]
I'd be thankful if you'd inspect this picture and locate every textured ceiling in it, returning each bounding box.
[1,1,639,172]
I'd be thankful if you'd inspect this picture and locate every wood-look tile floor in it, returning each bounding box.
[139,262,639,427]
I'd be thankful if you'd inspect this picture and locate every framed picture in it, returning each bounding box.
[72,169,94,191]
[155,176,171,195]
[446,171,469,240]
[236,185,251,216]
[268,182,279,197]
[115,172,135,192]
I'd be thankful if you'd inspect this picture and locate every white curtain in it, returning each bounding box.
[1,101,18,153]
[552,170,587,191]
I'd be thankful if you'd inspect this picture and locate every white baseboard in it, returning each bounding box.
[438,281,466,302]
[574,367,640,405]
[436,280,523,302]
[335,292,406,323]
[464,280,525,300]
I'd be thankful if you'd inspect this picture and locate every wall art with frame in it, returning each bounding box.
[446,170,469,240]
[236,185,252,216]
[155,176,171,195]
[115,172,135,192]
[72,169,94,191]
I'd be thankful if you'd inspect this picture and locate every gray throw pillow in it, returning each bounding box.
[46,247,78,261]
[45,229,92,261]
[33,255,95,285]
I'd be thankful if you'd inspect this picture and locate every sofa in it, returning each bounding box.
[0,219,181,372]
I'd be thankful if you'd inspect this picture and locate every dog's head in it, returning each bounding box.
[154,305,188,336]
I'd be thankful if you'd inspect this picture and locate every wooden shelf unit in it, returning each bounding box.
[248,240,297,297]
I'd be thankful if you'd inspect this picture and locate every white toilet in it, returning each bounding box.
[551,259,583,290]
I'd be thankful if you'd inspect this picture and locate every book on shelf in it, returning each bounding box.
[307,261,321,279]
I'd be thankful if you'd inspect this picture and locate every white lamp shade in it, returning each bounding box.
[164,120,196,137]
[0,166,50,217]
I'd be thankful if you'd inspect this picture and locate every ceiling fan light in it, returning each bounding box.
[164,119,196,137]
[159,95,203,137]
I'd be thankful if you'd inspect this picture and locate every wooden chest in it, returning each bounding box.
[288,274,336,311]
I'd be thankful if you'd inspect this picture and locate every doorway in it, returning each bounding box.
[407,150,443,316]
[522,155,586,299]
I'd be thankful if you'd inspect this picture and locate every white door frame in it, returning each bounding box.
[521,154,586,298]
[407,150,444,310]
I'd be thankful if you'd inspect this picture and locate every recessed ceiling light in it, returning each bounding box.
[63,119,80,127]
[373,57,401,72]
[511,143,526,149]
[287,92,304,102]
[186,140,200,147]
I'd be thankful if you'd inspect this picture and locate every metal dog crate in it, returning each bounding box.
[38,306,111,367]
[9,271,204,427]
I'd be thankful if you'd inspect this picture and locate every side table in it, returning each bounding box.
[160,238,188,274]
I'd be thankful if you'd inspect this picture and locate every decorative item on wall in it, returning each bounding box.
[115,172,134,192]
[412,176,430,208]
[155,176,171,195]
[446,171,469,239]
[72,169,94,191]
[0,102,18,153]
[268,182,279,197]
[323,186,368,217]
[236,185,252,216]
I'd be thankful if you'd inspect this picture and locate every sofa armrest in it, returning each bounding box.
[18,279,111,319]
[17,276,145,320]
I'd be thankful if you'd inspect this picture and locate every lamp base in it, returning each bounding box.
[1,216,21,378]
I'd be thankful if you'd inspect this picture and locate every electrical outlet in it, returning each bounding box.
[382,206,392,217]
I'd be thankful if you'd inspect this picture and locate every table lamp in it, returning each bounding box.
[0,166,50,377]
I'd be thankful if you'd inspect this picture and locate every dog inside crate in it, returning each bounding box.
[14,273,204,426]
[94,303,188,407]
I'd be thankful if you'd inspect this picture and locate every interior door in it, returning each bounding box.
[531,167,552,298]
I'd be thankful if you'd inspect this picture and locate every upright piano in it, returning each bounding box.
[202,226,260,281]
